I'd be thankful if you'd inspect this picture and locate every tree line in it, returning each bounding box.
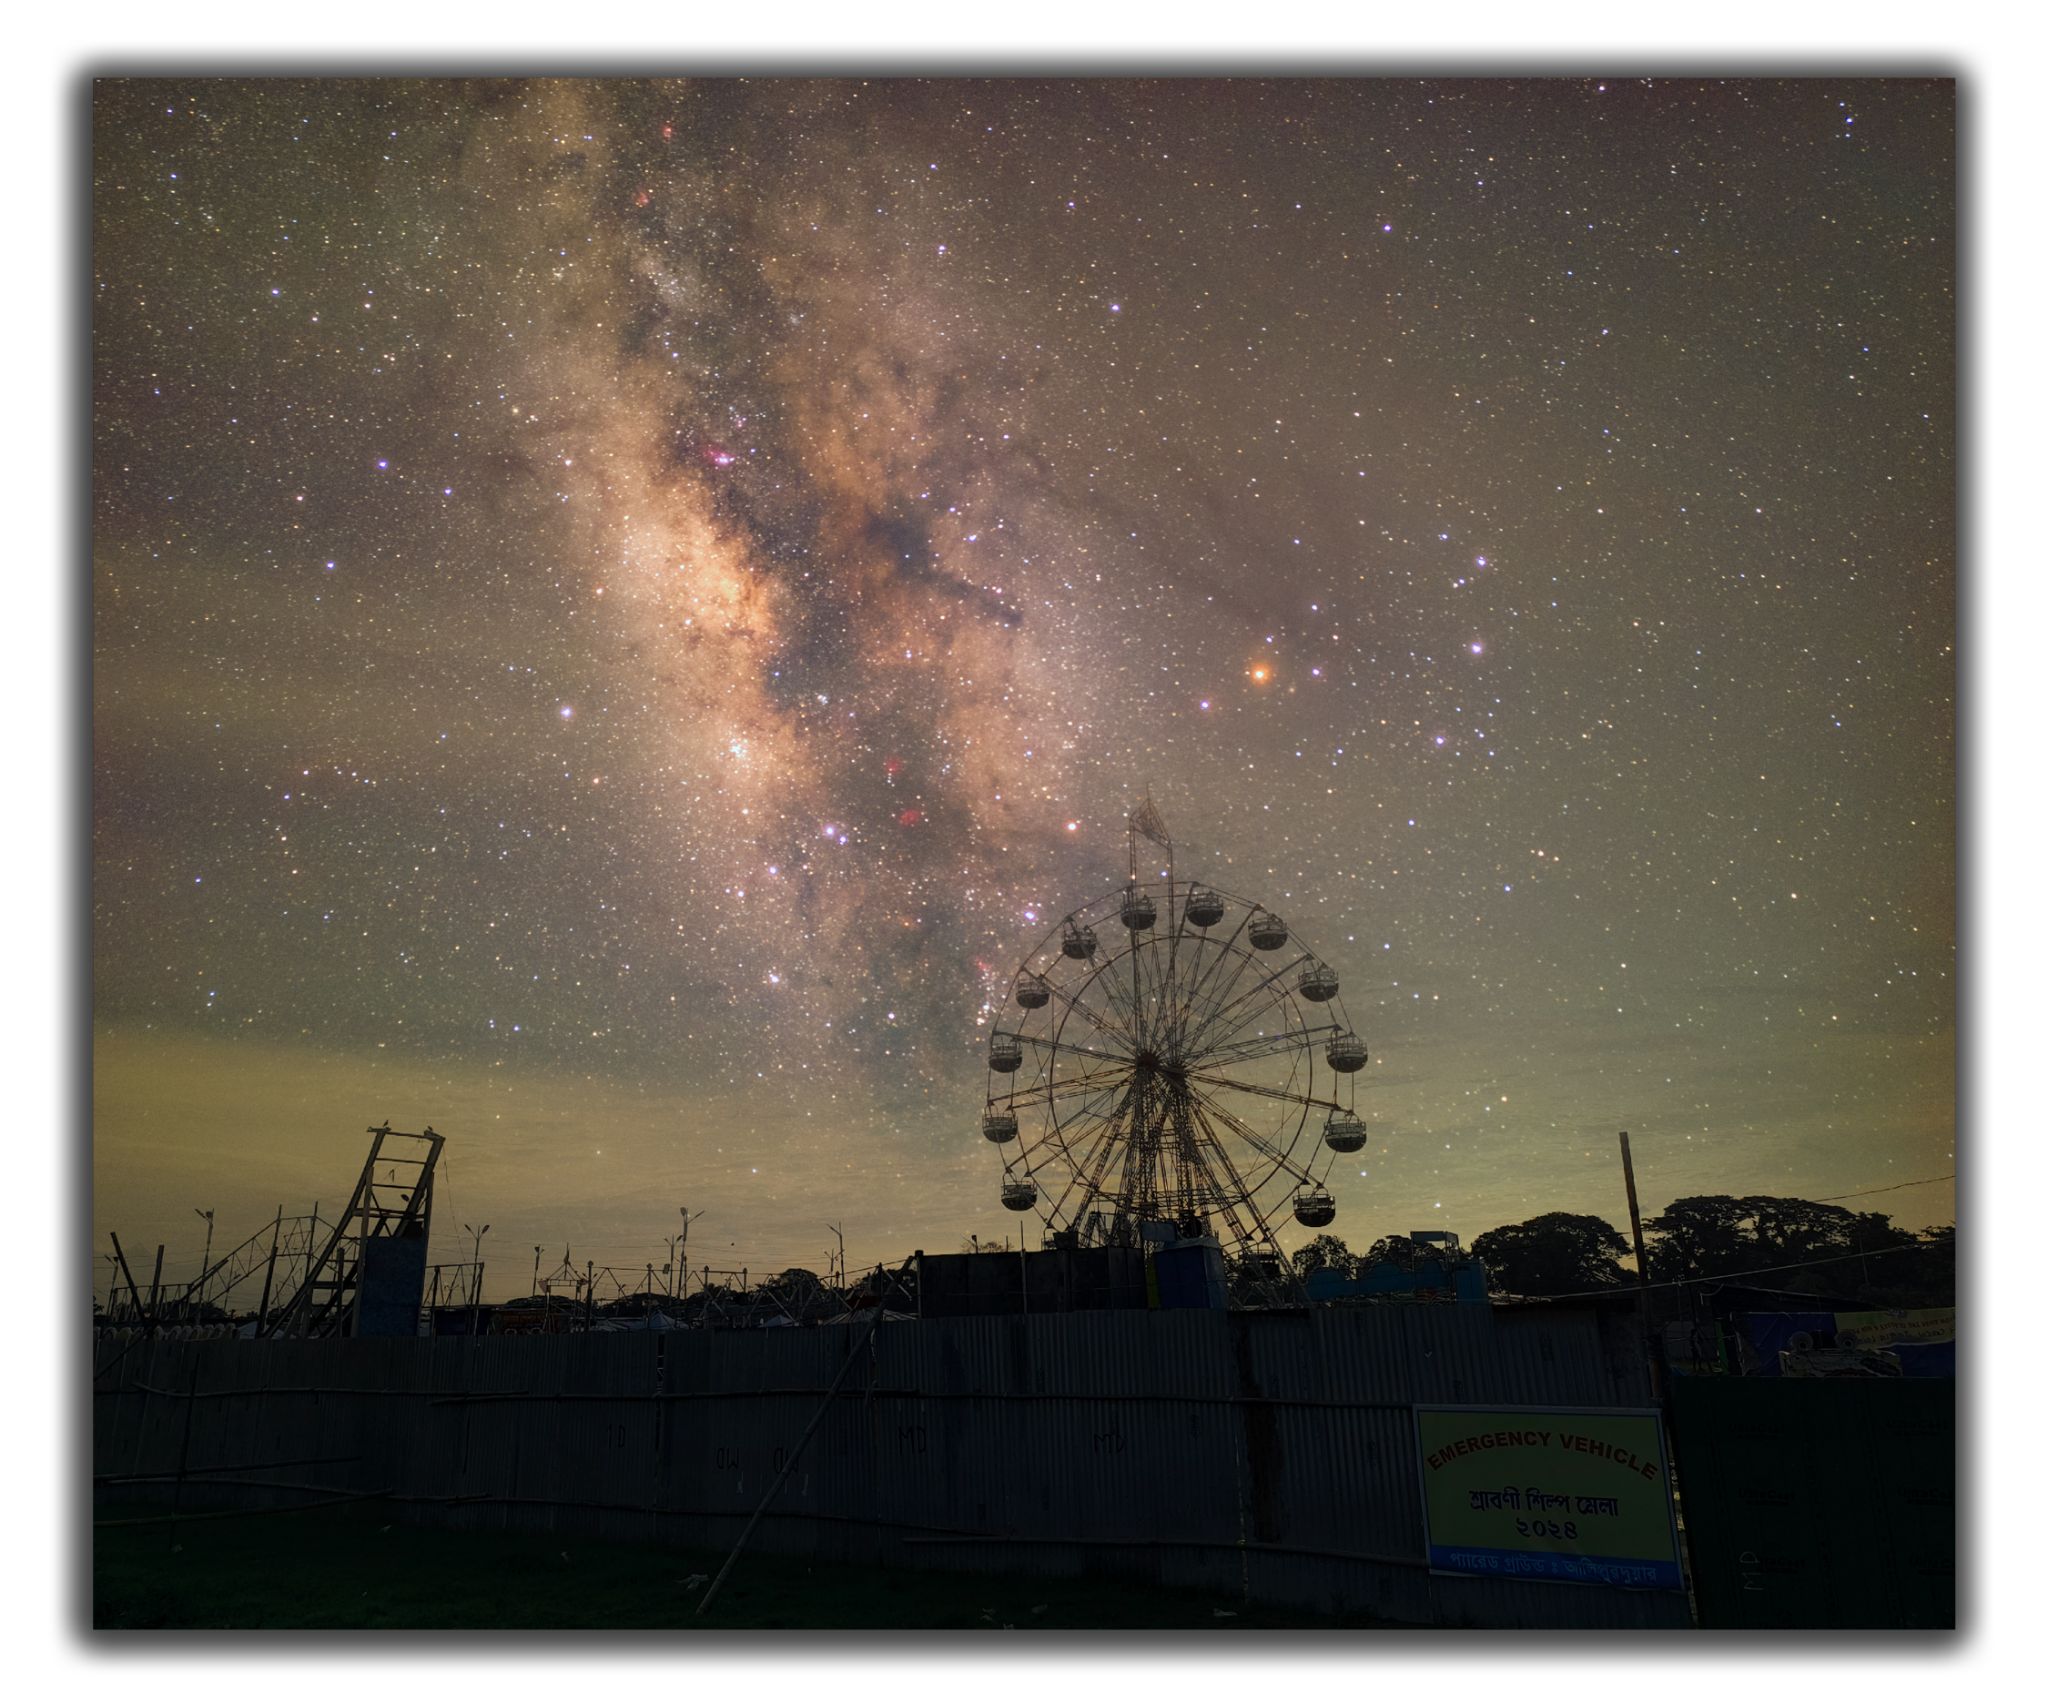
[1288,1195,1953,1307]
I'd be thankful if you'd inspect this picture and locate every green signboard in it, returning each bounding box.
[1414,1405,1683,1591]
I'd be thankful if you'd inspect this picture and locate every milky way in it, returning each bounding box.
[92,77,1955,1291]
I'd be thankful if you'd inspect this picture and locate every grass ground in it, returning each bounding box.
[93,1499,1388,1630]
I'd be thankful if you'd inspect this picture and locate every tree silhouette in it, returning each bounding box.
[1644,1195,1912,1282]
[1643,1196,1755,1281]
[1470,1213,1629,1296]
[1289,1233,1355,1282]
[1223,1245,1294,1307]
[1358,1234,1430,1271]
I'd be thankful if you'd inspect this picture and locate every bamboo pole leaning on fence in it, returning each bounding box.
[694,1260,910,1617]
[1618,1131,1664,1403]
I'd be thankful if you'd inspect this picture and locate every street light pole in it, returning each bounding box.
[679,1207,708,1302]
[463,1223,490,1330]
[187,1209,215,1324]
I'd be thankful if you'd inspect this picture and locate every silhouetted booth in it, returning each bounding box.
[356,1227,430,1337]
[917,1246,1149,1316]
[1150,1236,1228,1309]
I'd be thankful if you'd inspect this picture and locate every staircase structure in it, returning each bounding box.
[268,1124,445,1337]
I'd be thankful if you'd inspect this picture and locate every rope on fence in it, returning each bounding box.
[93,1488,392,1527]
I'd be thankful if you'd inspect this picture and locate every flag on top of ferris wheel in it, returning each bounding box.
[1129,794,1171,847]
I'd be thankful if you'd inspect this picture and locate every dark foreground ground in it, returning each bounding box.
[94,1500,1391,1630]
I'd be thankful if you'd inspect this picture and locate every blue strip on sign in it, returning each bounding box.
[1429,1545,1681,1591]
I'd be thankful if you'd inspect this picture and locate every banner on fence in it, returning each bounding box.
[1414,1404,1683,1590]
[1831,1307,1954,1351]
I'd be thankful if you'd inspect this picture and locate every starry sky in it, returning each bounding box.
[90,76,1954,1300]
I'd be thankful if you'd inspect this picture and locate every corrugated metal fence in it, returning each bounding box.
[93,1305,1686,1627]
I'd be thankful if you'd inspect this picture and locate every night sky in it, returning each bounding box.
[91,77,1955,1297]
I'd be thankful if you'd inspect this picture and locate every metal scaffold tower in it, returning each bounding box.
[166,1210,329,1328]
[269,1124,445,1337]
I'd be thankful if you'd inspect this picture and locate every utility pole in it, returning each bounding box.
[678,1207,708,1302]
[1618,1132,1663,1402]
[193,1208,215,1302]
[463,1222,490,1334]
[826,1222,846,1288]
[254,1207,282,1335]
[110,1232,148,1330]
[532,1245,543,1299]
[463,1223,490,1314]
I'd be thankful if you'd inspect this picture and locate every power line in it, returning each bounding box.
[1812,1173,1954,1203]
[1519,1231,1954,1303]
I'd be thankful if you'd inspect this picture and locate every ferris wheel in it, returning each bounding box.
[982,804,1371,1258]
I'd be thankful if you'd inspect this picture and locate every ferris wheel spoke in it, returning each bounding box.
[1162,916,1210,1045]
[1046,1095,1133,1230]
[1042,981,1142,1051]
[1160,890,1188,1051]
[1173,942,1269,1057]
[1117,1098,1157,1220]
[1085,952,1149,1042]
[1182,1094,1278,1215]
[999,1064,1136,1106]
[1166,907,1256,1051]
[1181,953,1309,1056]
[1192,1022,1346,1071]
[1161,1093,1196,1214]
[1186,976,1317,1061]
[1012,1124,1080,1173]
[1129,926,1149,1053]
[1012,1034,1137,1070]
[1194,1110,1310,1202]
[1166,1091,1238,1223]
[1183,1065,1342,1114]
[1171,946,1245,1048]
[1172,1082,1298,1266]
[1115,1083,1175,1225]
[1012,1099,1121,1168]
[1230,1191,1288,1262]
[1158,928,1203,1044]
[1038,1135,1102,1228]
[1028,1066,1132,1099]
[1140,1090,1179,1217]
[1192,1087,1323,1189]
